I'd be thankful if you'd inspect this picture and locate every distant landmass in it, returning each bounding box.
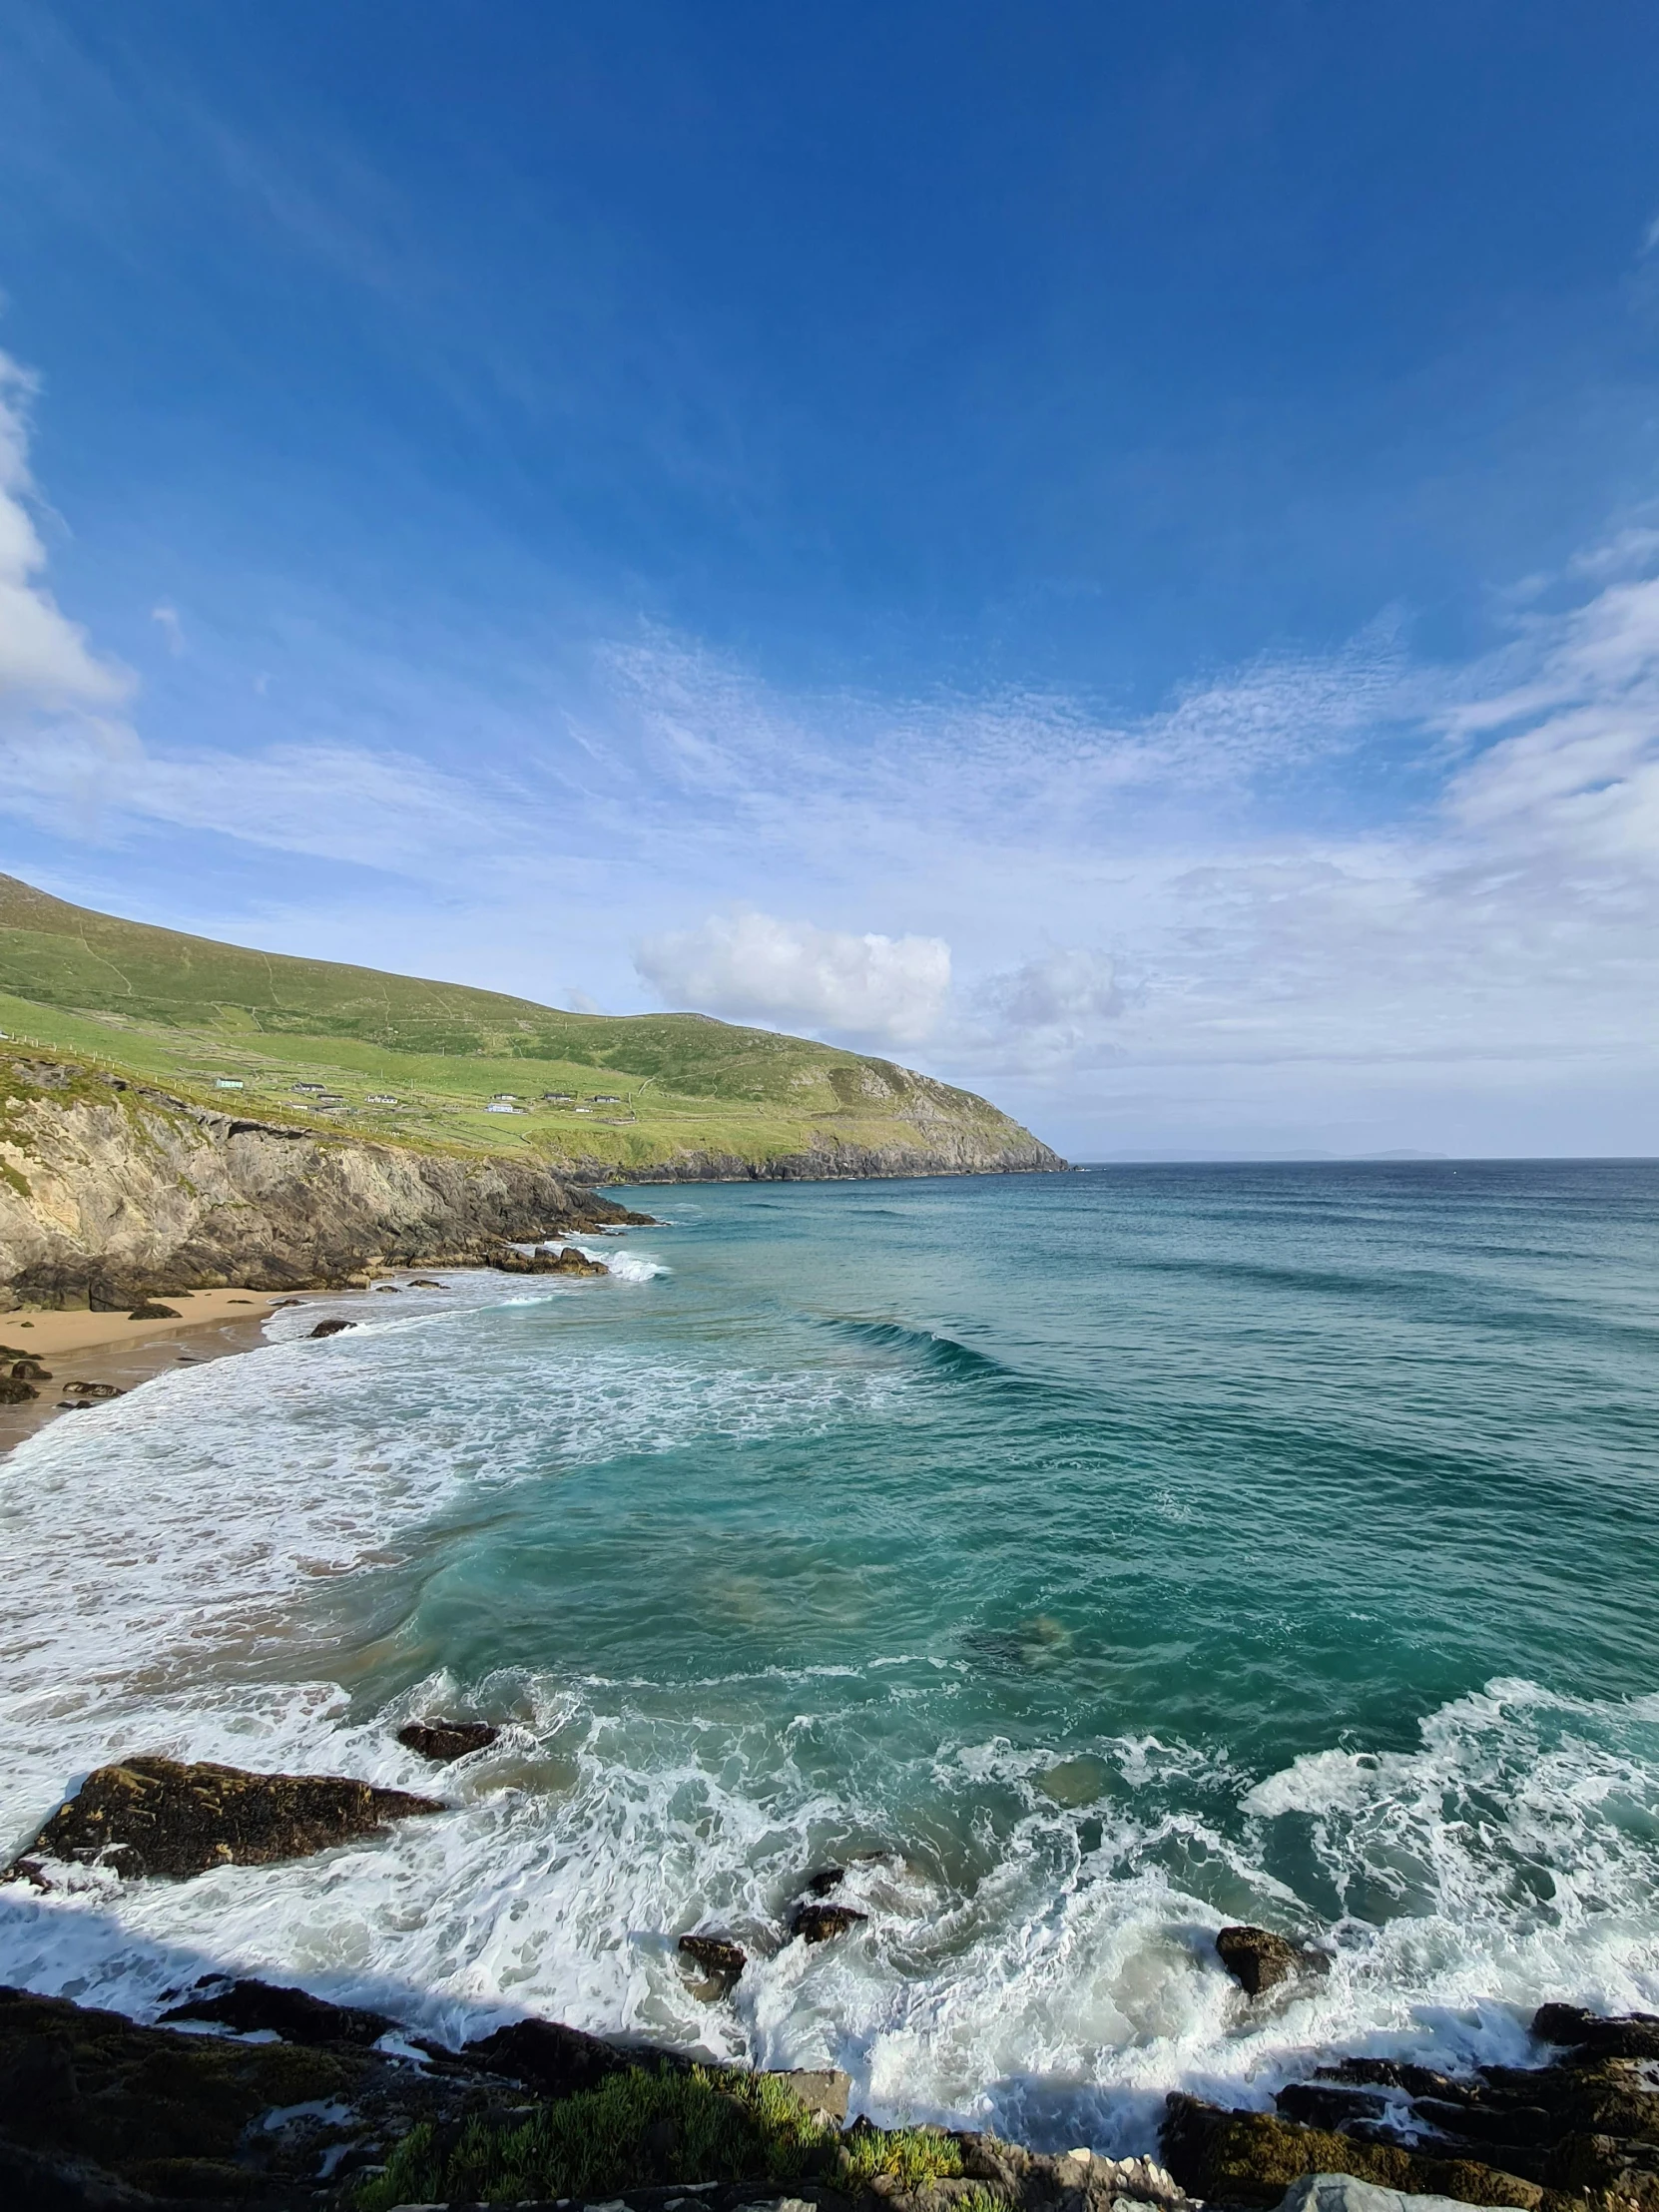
[1088,1150,1451,1165]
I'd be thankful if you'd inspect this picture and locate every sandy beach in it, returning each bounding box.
[0,1288,326,1454]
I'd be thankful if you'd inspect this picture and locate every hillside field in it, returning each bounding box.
[0,875,1058,1175]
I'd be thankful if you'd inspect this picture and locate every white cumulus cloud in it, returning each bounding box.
[634,909,952,1046]
[0,354,132,714]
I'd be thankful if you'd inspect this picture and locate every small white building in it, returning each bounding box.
[214,1078,245,1091]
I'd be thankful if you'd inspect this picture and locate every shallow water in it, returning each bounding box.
[2,1162,1657,2147]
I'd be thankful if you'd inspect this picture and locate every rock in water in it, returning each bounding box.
[161,1978,395,2046]
[0,1375,37,1403]
[789,1902,867,1943]
[396,1720,500,1762]
[4,1755,443,1882]
[307,1317,356,1339]
[61,1379,122,1399]
[678,1934,748,1994]
[1531,2001,1659,2059]
[1216,1924,1329,1995]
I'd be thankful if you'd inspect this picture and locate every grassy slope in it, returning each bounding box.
[0,875,1054,1173]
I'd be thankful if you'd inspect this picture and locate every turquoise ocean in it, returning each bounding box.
[2,1163,1657,2146]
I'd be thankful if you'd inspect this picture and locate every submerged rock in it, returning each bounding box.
[790,1902,867,1944]
[307,1316,356,1339]
[160,1977,395,2046]
[4,1754,443,1883]
[678,1934,748,1994]
[804,1865,846,1897]
[1216,1924,1330,1996]
[408,1277,447,1288]
[396,1719,500,1763]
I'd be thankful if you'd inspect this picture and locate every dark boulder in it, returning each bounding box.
[459,2016,637,2099]
[1533,2004,1659,2061]
[409,1279,446,1289]
[396,1720,500,1763]
[496,1244,609,1278]
[1215,1924,1329,1996]
[678,1935,748,1995]
[0,1376,37,1404]
[790,1902,867,1944]
[804,1866,846,1897]
[160,1978,394,2047]
[62,1381,122,1400]
[127,1303,180,1321]
[11,1359,50,1380]
[307,1318,356,1339]
[4,1754,443,1883]
[1161,2092,1543,2208]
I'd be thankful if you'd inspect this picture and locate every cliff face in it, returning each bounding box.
[616,1132,1064,1181]
[0,1059,630,1308]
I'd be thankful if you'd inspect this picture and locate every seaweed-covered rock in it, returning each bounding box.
[679,1934,749,1995]
[127,1303,179,1321]
[1161,2093,1542,2208]
[160,1977,395,2046]
[396,1718,500,1762]
[790,1902,867,1944]
[0,1374,37,1403]
[4,1754,442,1882]
[1216,1924,1330,1996]
[61,1380,122,1399]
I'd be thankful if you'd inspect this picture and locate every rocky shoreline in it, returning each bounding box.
[0,1057,652,1313]
[3,1757,1655,2212]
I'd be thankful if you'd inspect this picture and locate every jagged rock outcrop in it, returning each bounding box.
[0,1057,637,1308]
[1162,2003,1659,2212]
[3,1756,442,1884]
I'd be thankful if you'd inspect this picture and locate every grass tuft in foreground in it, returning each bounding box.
[836,2119,966,2189]
[354,2063,830,2210]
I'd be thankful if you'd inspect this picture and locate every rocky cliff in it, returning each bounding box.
[0,1057,634,1309]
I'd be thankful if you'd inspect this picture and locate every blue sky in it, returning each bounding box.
[1,1,1657,1156]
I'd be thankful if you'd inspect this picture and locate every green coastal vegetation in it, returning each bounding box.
[0,873,1053,1175]
[355,2064,968,2212]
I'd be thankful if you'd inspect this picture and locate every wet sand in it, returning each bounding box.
[0,1288,342,1455]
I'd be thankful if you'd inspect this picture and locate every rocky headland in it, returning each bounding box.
[0,1056,650,1312]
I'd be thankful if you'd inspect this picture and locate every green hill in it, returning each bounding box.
[0,874,1062,1178]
